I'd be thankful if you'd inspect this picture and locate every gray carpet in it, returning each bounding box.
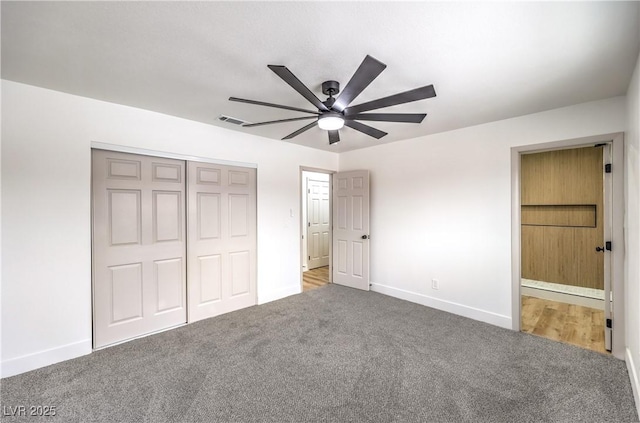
[1,285,637,422]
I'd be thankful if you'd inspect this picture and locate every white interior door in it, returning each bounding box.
[92,150,187,348]
[332,170,370,290]
[307,178,330,269]
[187,162,257,323]
[603,143,613,352]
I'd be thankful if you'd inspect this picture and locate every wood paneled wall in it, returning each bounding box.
[521,147,603,289]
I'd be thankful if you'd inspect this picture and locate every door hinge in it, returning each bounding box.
[606,241,612,251]
[308,256,311,260]
[606,318,613,329]
[308,222,311,227]
[605,163,612,173]
[308,189,310,193]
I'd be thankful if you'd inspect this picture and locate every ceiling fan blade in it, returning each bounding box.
[344,120,387,139]
[328,130,340,145]
[268,65,329,111]
[282,121,317,140]
[332,55,387,112]
[243,116,317,128]
[229,97,320,115]
[346,113,426,123]
[344,85,436,115]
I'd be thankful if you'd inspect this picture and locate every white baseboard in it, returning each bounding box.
[1,339,91,379]
[626,348,640,418]
[371,283,512,329]
[521,286,605,309]
[258,284,300,305]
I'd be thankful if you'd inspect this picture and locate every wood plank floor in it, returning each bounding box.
[521,295,607,354]
[303,266,329,292]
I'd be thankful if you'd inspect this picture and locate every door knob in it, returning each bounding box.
[596,246,605,252]
[361,235,369,240]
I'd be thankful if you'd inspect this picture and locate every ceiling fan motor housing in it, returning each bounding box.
[322,80,340,97]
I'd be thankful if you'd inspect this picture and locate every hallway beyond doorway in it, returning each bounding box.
[303,266,329,292]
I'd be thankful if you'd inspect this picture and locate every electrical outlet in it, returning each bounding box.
[431,279,439,290]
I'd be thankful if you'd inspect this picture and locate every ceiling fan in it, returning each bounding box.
[229,55,437,145]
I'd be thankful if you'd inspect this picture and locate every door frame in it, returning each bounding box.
[510,132,625,359]
[299,167,335,291]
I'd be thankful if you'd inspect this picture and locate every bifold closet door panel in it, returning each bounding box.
[187,162,257,323]
[92,150,186,348]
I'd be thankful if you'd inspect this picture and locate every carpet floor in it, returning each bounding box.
[1,285,637,422]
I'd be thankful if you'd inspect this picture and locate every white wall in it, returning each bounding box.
[625,51,640,411]
[339,96,627,328]
[0,80,338,377]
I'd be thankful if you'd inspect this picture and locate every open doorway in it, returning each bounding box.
[518,144,612,354]
[301,170,332,292]
[511,133,624,359]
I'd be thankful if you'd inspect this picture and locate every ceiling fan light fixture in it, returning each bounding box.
[229,55,436,143]
[318,113,345,130]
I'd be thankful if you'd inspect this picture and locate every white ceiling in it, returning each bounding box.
[2,1,639,153]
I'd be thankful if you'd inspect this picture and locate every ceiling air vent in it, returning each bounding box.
[218,115,249,126]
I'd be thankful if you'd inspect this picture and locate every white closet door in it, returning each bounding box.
[187,162,257,323]
[307,179,330,269]
[92,150,186,348]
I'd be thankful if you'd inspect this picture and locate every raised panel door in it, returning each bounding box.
[307,179,330,269]
[92,150,186,348]
[332,170,370,290]
[187,162,256,322]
